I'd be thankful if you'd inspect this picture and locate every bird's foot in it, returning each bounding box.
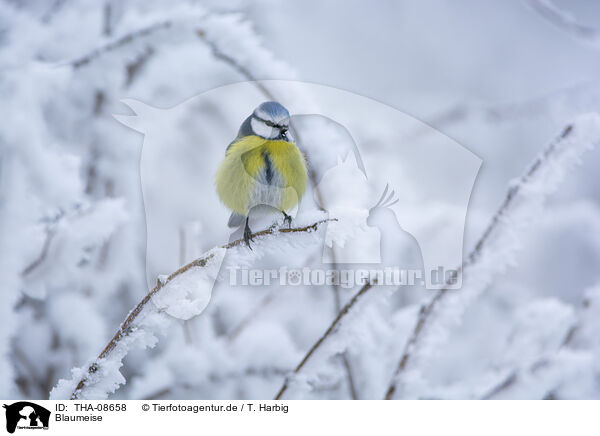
[244,218,254,249]
[282,211,292,229]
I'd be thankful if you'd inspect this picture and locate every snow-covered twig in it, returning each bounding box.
[480,327,575,400]
[63,219,333,400]
[274,280,375,400]
[224,273,359,398]
[384,115,600,399]
[124,47,155,87]
[21,228,56,277]
[329,259,359,400]
[481,290,596,400]
[20,209,67,277]
[70,21,172,68]
[196,29,275,100]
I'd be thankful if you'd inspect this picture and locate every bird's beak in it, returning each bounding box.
[279,127,289,141]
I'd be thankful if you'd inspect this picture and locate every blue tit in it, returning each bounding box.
[215,101,308,248]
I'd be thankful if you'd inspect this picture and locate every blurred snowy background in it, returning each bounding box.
[1,0,600,400]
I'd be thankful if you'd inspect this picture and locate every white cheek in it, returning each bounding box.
[251,118,277,138]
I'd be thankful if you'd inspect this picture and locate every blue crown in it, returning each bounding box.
[254,101,290,121]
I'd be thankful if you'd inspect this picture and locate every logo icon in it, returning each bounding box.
[3,402,50,434]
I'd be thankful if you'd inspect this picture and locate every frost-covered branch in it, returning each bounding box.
[54,218,333,400]
[385,114,600,399]
[196,29,275,100]
[328,257,359,400]
[70,21,172,68]
[68,9,292,97]
[274,280,375,400]
[21,228,56,277]
[481,287,599,400]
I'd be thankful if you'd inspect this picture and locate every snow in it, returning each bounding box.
[152,248,225,320]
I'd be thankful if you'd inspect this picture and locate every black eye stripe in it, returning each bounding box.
[253,114,287,129]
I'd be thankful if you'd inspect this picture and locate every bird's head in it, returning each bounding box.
[247,101,293,142]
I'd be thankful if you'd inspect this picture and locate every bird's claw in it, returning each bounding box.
[282,211,292,229]
[244,219,254,249]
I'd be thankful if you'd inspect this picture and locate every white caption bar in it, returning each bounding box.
[1,400,598,435]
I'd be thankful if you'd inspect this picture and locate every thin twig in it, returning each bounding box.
[481,292,591,400]
[70,21,172,68]
[384,123,581,400]
[196,30,276,100]
[21,229,56,276]
[330,262,359,399]
[274,280,375,400]
[124,46,154,87]
[70,218,334,399]
[340,354,358,399]
[102,3,112,37]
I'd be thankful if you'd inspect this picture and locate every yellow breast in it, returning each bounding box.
[215,135,308,215]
